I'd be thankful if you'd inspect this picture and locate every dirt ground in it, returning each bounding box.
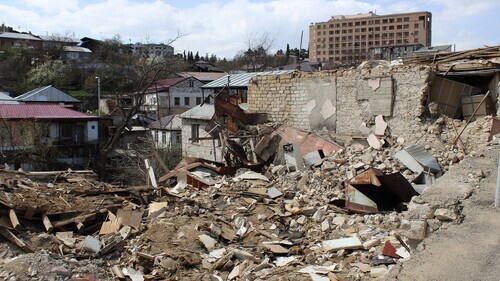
[391,141,500,281]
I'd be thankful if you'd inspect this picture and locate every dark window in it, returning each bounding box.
[191,124,200,142]
[404,17,410,22]
[184,97,190,106]
[162,132,167,144]
[189,80,194,87]
[60,124,72,139]
[414,23,419,28]
[171,131,181,144]
[196,97,202,105]
[397,18,402,22]
[174,97,180,106]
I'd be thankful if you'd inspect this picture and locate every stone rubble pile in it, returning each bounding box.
[0,114,494,280]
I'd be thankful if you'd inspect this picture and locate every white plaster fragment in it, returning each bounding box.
[320,99,335,120]
[304,99,316,114]
[368,78,381,90]
[374,115,388,136]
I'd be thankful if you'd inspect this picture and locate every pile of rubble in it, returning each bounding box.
[0,106,495,280]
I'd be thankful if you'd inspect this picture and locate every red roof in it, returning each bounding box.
[145,77,190,93]
[0,104,98,120]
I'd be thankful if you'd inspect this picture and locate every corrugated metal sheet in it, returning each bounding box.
[0,104,97,120]
[201,70,296,89]
[0,92,19,104]
[15,86,80,103]
[179,104,215,120]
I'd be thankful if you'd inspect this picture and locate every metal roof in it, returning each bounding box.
[179,104,215,120]
[15,85,80,103]
[0,32,41,41]
[149,115,182,130]
[63,46,92,53]
[201,70,296,89]
[0,104,97,120]
[0,92,19,104]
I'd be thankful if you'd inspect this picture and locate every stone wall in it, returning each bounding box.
[181,118,223,162]
[247,66,433,137]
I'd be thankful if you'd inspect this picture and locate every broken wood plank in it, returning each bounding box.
[0,226,33,252]
[9,209,20,230]
[52,211,103,228]
[42,214,53,232]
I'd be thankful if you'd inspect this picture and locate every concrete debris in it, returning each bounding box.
[322,237,363,252]
[0,101,494,280]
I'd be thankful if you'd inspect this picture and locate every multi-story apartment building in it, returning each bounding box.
[129,43,174,57]
[309,11,432,65]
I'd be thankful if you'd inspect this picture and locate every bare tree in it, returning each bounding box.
[94,34,185,179]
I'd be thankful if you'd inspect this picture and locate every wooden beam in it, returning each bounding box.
[9,209,20,230]
[42,214,53,232]
[0,226,33,253]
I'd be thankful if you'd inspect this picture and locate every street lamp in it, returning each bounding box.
[95,76,101,117]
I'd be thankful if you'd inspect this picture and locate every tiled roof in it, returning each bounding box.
[0,104,97,120]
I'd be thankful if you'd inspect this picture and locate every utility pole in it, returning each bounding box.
[95,76,101,117]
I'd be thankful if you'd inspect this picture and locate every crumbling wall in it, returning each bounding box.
[181,119,223,162]
[248,72,337,131]
[247,66,433,136]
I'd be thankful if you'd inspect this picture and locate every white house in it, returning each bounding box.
[179,104,223,161]
[142,77,206,118]
[149,115,182,149]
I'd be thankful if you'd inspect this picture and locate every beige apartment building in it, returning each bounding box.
[309,11,432,65]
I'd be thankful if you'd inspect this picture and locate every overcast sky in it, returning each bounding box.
[1,0,499,59]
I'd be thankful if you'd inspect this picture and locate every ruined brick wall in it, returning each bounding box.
[247,66,433,137]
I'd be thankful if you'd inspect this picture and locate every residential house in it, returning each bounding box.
[179,104,222,161]
[0,104,99,169]
[0,92,18,104]
[201,70,295,103]
[15,85,81,107]
[149,115,182,149]
[143,76,205,118]
[38,34,80,51]
[61,46,92,62]
[0,32,42,50]
[188,60,223,72]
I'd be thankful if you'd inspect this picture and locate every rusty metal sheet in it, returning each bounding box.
[346,169,418,213]
[345,184,379,214]
[350,168,382,186]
